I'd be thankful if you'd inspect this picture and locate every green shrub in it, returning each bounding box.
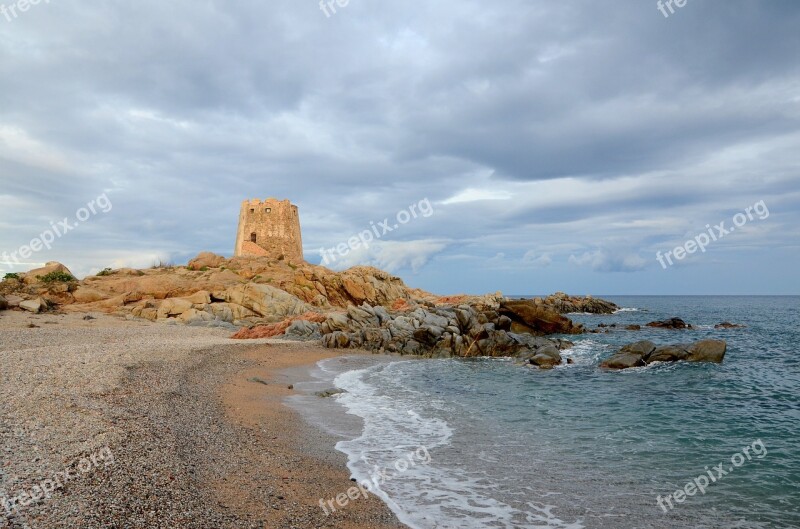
[38,271,75,283]
[3,272,20,280]
[199,266,209,272]
[97,268,113,276]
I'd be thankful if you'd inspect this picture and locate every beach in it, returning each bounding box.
[0,311,406,529]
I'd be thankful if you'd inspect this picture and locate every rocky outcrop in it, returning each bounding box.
[0,294,7,311]
[600,339,726,370]
[498,300,584,335]
[218,283,312,322]
[231,312,326,339]
[646,318,692,329]
[0,258,610,345]
[520,292,618,314]
[310,302,575,369]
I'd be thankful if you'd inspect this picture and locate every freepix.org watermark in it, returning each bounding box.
[1,0,50,23]
[1,193,112,268]
[656,0,689,19]
[318,198,433,265]
[318,445,432,516]
[319,0,349,18]
[656,200,769,270]
[1,446,114,516]
[656,439,767,513]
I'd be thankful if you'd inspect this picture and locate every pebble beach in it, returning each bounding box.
[0,311,406,529]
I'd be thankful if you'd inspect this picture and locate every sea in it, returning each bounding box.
[287,296,800,529]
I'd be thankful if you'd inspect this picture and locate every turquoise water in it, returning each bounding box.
[309,297,800,528]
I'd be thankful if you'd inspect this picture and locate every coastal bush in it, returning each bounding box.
[97,268,114,276]
[3,273,20,280]
[38,271,75,283]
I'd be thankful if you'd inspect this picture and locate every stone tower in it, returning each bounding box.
[234,198,304,262]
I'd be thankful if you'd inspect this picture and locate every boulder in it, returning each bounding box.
[21,262,74,285]
[285,320,321,339]
[687,340,726,363]
[178,308,214,324]
[599,351,646,370]
[188,252,227,270]
[600,341,655,369]
[73,287,110,304]
[413,325,444,346]
[220,283,311,321]
[621,340,657,357]
[646,318,691,329]
[156,298,194,319]
[185,290,211,305]
[4,295,23,308]
[207,302,257,323]
[499,300,583,335]
[646,345,690,363]
[19,298,45,313]
[529,345,563,369]
[322,313,350,334]
[322,331,351,349]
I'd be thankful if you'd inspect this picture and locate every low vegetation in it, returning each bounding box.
[38,271,76,283]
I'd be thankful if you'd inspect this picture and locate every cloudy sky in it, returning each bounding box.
[1,0,799,295]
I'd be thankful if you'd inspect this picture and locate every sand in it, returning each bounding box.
[0,310,407,529]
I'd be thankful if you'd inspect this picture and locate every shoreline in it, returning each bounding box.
[0,311,407,528]
[216,340,408,529]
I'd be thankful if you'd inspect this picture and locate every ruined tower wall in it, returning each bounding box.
[234,198,304,262]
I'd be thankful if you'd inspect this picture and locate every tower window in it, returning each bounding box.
[250,208,254,213]
[265,208,272,213]
[250,233,257,243]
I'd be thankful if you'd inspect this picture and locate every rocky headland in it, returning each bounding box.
[0,254,728,370]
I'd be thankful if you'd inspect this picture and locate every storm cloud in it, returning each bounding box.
[1,0,798,294]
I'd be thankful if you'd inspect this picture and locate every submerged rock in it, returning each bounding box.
[715,322,746,329]
[646,318,691,329]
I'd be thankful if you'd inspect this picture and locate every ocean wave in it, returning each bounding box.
[331,361,584,529]
[612,307,642,313]
[561,339,612,365]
